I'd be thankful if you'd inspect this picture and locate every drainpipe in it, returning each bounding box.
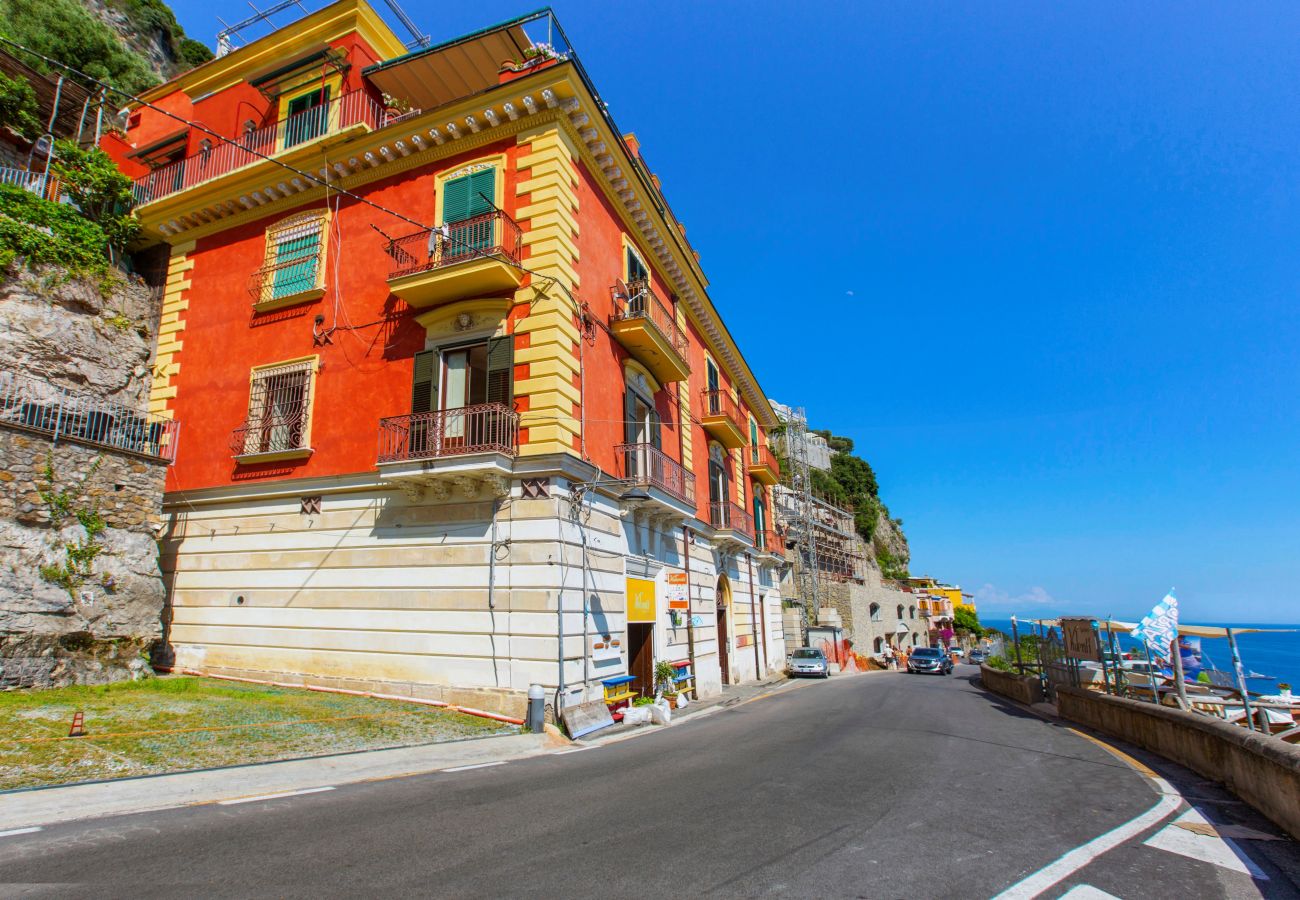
[746,552,761,679]
[682,524,696,684]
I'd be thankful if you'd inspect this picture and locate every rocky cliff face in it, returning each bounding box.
[869,509,910,578]
[0,268,167,689]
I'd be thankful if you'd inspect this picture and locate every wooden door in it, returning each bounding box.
[627,623,654,697]
[717,605,730,685]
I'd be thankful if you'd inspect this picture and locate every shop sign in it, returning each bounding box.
[1061,617,1101,661]
[626,577,657,623]
[665,571,688,610]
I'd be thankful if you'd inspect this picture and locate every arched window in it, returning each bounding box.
[873,636,883,653]
[896,604,905,619]
[869,603,881,622]
[909,605,916,618]
[912,632,919,646]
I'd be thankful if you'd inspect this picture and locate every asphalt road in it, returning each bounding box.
[2,666,1297,898]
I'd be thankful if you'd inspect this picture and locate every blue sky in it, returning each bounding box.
[167,1,1300,623]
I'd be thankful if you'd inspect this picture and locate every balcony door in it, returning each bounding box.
[708,444,729,523]
[623,375,660,480]
[283,85,330,149]
[705,359,721,415]
[442,168,496,260]
[410,336,512,453]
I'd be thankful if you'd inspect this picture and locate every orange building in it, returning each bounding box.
[106,3,787,717]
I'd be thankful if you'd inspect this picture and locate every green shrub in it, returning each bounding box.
[0,0,159,94]
[51,140,140,250]
[0,184,112,276]
[0,69,41,138]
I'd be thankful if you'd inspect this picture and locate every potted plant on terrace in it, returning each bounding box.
[654,660,678,705]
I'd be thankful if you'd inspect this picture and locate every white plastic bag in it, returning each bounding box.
[649,699,672,725]
[621,705,651,725]
[676,693,689,709]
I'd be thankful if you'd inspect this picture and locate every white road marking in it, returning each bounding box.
[1144,809,1269,880]
[216,786,335,806]
[0,827,42,838]
[553,747,593,755]
[1058,886,1122,899]
[992,776,1183,900]
[442,761,506,772]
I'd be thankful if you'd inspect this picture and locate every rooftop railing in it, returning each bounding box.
[616,442,695,506]
[133,91,386,205]
[385,210,523,279]
[377,404,519,464]
[0,369,179,462]
[610,278,689,361]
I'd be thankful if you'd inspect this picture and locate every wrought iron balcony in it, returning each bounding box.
[0,369,179,462]
[248,253,324,310]
[384,210,524,307]
[132,91,387,206]
[700,388,747,450]
[710,500,754,542]
[756,528,784,558]
[616,442,695,508]
[377,404,519,464]
[609,278,690,383]
[747,443,780,486]
[230,412,309,460]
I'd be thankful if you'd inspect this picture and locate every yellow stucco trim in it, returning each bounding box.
[513,124,582,457]
[414,297,512,342]
[622,358,662,398]
[434,153,508,226]
[148,240,195,420]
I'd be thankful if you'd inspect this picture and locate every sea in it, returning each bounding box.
[981,619,1299,696]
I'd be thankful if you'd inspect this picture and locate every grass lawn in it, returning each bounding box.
[0,676,516,791]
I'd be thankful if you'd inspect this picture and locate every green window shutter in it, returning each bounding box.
[485,335,513,407]
[624,388,637,446]
[441,175,472,225]
[442,169,496,224]
[411,349,437,413]
[271,230,320,299]
[650,408,662,450]
[706,359,719,394]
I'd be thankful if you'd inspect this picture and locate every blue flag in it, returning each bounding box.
[1131,589,1179,662]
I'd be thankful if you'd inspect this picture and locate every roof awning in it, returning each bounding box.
[363,11,552,111]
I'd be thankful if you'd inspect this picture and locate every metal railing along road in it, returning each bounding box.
[616,442,695,506]
[377,404,519,464]
[710,500,754,540]
[610,278,689,362]
[701,388,743,429]
[133,91,387,205]
[0,370,179,462]
[385,210,523,279]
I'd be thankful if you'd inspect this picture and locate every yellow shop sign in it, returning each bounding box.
[626,577,657,623]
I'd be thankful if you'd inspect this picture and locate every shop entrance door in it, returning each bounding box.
[716,605,730,685]
[626,623,654,697]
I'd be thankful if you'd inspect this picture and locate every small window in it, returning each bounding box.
[237,360,314,456]
[897,604,905,619]
[870,603,881,622]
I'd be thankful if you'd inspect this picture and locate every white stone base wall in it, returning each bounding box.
[160,474,784,717]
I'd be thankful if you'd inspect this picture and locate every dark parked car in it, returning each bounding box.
[907,647,953,676]
[787,647,830,678]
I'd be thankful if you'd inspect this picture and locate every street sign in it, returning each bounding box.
[1061,617,1101,661]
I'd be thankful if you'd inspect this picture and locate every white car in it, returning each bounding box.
[787,647,830,678]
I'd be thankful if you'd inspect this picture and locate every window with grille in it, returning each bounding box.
[266,215,325,301]
[238,360,314,456]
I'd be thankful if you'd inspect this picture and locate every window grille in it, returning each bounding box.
[232,360,313,457]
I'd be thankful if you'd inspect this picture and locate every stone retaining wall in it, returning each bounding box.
[979,663,1044,705]
[1055,686,1300,840]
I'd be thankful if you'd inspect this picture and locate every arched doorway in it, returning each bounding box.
[716,574,732,685]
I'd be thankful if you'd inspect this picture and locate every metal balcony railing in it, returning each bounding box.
[610,278,688,361]
[248,253,322,306]
[385,210,523,279]
[616,442,695,506]
[701,388,743,429]
[0,369,179,462]
[0,167,63,201]
[133,91,387,205]
[377,404,519,464]
[230,412,309,457]
[750,442,779,473]
[710,500,754,540]
[757,528,783,556]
